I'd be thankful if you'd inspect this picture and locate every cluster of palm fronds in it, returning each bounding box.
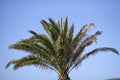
[6,17,119,80]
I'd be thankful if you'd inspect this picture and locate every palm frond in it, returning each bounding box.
[41,20,57,41]
[9,39,56,61]
[49,18,60,34]
[62,17,68,39]
[9,39,34,52]
[6,55,54,70]
[66,24,74,43]
[69,47,119,72]
[29,30,37,36]
[80,23,95,33]
[63,24,74,57]
[56,20,61,32]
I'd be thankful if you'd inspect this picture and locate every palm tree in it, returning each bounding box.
[6,17,119,80]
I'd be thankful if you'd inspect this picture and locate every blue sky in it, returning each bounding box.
[0,0,120,80]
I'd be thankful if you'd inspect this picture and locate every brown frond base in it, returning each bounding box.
[58,74,70,80]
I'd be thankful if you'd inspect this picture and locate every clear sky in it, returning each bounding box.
[0,0,120,80]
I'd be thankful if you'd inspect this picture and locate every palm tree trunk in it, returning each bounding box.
[58,74,70,80]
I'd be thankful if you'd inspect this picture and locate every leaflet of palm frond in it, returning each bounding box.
[86,23,95,30]
[28,30,37,36]
[62,17,68,39]
[56,20,61,32]
[60,17,63,32]
[5,61,12,69]
[80,23,95,33]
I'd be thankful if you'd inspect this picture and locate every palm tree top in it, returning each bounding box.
[6,17,119,80]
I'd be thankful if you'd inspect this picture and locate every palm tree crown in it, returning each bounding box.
[6,17,119,80]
